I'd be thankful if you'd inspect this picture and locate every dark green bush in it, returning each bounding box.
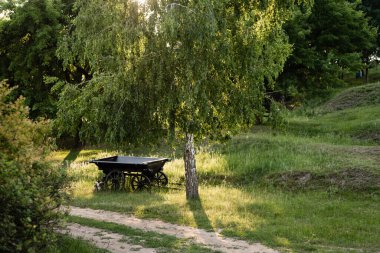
[0,82,68,252]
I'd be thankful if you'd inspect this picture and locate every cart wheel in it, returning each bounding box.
[130,175,151,192]
[104,170,125,191]
[153,171,168,187]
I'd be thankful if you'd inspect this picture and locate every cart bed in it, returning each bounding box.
[90,156,170,172]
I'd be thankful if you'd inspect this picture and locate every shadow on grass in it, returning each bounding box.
[72,190,187,223]
[187,198,214,232]
[63,149,81,167]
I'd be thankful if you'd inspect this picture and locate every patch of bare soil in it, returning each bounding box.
[69,206,279,253]
[267,168,380,192]
[62,223,156,253]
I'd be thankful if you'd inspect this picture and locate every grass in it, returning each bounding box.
[287,105,380,144]
[295,68,380,114]
[67,216,220,253]
[60,140,380,252]
[46,234,110,253]
[51,82,380,252]
[68,186,380,252]
[319,82,380,112]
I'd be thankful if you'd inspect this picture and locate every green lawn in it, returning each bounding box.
[52,83,380,253]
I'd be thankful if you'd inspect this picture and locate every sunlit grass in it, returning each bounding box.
[49,128,380,252]
[56,146,380,252]
[288,105,380,145]
[50,84,380,252]
[69,183,380,252]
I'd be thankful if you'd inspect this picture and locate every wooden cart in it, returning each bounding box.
[90,156,170,191]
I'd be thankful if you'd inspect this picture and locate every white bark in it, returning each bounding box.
[184,133,199,199]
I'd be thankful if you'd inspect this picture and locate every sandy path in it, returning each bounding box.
[63,223,156,253]
[69,206,279,253]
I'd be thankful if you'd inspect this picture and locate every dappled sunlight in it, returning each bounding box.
[68,159,380,250]
[165,153,230,184]
[49,149,117,164]
[70,177,271,233]
[68,163,102,182]
[196,153,228,174]
[51,127,380,251]
[71,181,95,199]
[49,150,111,199]
[133,0,146,5]
[47,150,70,163]
[197,186,271,232]
[74,150,117,163]
[274,237,290,248]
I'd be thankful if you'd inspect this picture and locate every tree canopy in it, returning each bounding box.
[56,0,306,145]
[0,0,84,119]
[360,0,380,52]
[278,0,377,99]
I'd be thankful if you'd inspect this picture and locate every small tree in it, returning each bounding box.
[0,82,68,252]
[56,0,310,199]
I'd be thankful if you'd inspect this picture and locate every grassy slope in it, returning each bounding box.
[52,83,380,253]
[288,106,380,143]
[288,83,380,145]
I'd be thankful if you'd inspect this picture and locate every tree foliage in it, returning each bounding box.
[55,0,306,146]
[0,82,68,252]
[55,0,311,198]
[360,0,380,52]
[278,0,377,99]
[0,0,81,119]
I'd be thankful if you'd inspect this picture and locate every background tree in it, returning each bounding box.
[56,0,310,199]
[359,0,380,53]
[278,0,377,101]
[0,0,64,118]
[358,0,380,82]
[0,0,84,119]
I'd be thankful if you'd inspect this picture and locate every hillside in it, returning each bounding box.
[321,82,380,112]
[288,83,380,144]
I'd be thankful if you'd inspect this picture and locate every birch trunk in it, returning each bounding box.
[184,133,199,199]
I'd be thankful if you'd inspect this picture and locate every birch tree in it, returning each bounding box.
[56,0,310,199]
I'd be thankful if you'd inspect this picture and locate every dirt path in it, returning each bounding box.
[69,206,279,253]
[63,223,156,253]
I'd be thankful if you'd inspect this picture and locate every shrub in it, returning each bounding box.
[0,82,68,252]
[267,100,287,130]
